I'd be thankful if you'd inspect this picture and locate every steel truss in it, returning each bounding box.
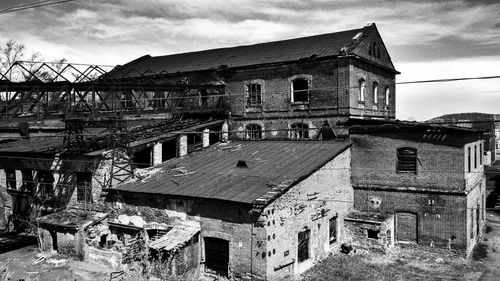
[0,61,226,121]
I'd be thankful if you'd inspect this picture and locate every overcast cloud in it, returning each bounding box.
[0,0,499,120]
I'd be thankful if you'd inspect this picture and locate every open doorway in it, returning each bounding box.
[204,237,229,277]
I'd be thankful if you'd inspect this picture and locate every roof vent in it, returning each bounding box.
[236,160,248,168]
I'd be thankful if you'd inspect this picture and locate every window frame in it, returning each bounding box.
[297,228,311,263]
[385,86,390,106]
[245,123,263,140]
[291,78,310,103]
[246,83,262,107]
[359,79,366,103]
[373,81,379,104]
[396,147,418,174]
[290,122,309,140]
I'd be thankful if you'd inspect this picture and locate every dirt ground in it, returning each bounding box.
[1,212,500,281]
[299,210,500,281]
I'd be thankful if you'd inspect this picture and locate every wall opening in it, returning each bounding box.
[298,228,310,263]
[292,78,309,103]
[133,146,153,168]
[162,139,177,161]
[367,229,379,239]
[50,231,58,251]
[204,237,229,277]
[329,216,337,244]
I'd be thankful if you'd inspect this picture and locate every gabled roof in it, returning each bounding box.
[110,24,396,77]
[344,118,483,148]
[114,140,352,206]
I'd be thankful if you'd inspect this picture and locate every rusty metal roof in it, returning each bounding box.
[115,140,351,205]
[110,27,367,76]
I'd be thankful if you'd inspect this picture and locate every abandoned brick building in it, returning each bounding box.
[346,118,486,257]
[112,23,399,140]
[0,22,488,280]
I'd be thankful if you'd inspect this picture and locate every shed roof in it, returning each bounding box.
[149,220,200,251]
[108,24,395,78]
[115,140,351,205]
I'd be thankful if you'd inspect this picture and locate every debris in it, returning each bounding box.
[341,243,353,254]
[32,256,46,265]
[435,258,444,263]
[46,258,68,266]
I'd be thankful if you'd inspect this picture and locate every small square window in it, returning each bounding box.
[367,229,379,239]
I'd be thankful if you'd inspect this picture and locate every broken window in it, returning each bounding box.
[246,83,262,106]
[359,79,366,102]
[291,123,309,139]
[367,229,379,239]
[297,229,310,263]
[187,133,202,152]
[291,78,309,103]
[396,147,417,174]
[21,170,34,193]
[76,172,92,203]
[37,171,54,198]
[329,216,337,244]
[6,169,16,190]
[373,82,379,104]
[245,124,262,140]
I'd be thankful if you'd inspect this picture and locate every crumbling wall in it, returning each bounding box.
[344,216,394,253]
[262,148,352,280]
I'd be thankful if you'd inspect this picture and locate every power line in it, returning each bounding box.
[0,0,79,14]
[397,75,500,85]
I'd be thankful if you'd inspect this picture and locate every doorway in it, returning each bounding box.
[204,237,229,277]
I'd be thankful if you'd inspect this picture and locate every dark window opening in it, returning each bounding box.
[37,170,55,198]
[367,229,379,239]
[76,172,92,203]
[245,124,262,140]
[187,133,202,152]
[204,237,229,277]
[291,123,309,139]
[246,83,262,106]
[298,229,310,263]
[476,204,480,237]
[133,146,153,169]
[292,78,309,103]
[162,139,177,161]
[397,147,417,174]
[99,234,108,248]
[480,143,483,165]
[329,216,337,244]
[21,170,34,193]
[468,147,471,172]
[470,209,474,239]
[50,231,58,251]
[387,230,392,243]
[6,169,16,190]
[474,145,478,169]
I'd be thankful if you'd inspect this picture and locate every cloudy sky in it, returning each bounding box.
[1,0,499,120]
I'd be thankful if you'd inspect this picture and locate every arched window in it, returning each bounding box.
[291,123,309,139]
[245,124,262,140]
[359,79,366,102]
[246,83,262,106]
[291,78,309,103]
[369,42,381,59]
[385,86,390,106]
[373,82,379,104]
[397,147,417,174]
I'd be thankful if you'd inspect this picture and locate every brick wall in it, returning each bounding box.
[261,148,352,280]
[351,135,466,191]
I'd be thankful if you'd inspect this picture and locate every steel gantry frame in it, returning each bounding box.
[0,61,226,121]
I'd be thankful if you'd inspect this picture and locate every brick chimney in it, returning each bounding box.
[178,134,188,157]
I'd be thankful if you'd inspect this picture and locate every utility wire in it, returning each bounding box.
[0,0,79,14]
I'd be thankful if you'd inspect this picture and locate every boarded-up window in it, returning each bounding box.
[396,212,417,243]
[397,147,417,174]
[329,216,337,244]
[246,83,262,106]
[298,229,310,263]
[245,124,262,140]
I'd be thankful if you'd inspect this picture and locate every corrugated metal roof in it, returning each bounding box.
[110,27,367,76]
[115,140,352,205]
